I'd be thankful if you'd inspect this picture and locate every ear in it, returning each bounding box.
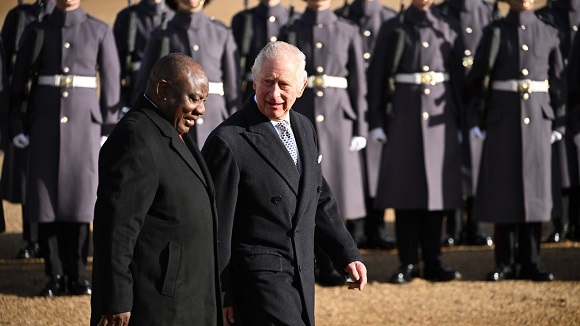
[296,78,308,98]
[156,80,170,100]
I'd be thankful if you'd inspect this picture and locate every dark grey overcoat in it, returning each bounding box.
[134,10,240,147]
[91,95,222,325]
[201,99,361,326]
[466,10,566,223]
[368,6,465,211]
[280,8,368,219]
[10,7,120,223]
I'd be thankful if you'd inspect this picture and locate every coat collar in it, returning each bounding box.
[171,10,207,30]
[241,100,301,195]
[255,2,288,18]
[136,95,209,189]
[405,5,437,27]
[349,0,383,18]
[301,7,338,25]
[505,9,537,26]
[48,6,86,28]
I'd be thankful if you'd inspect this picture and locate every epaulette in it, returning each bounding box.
[535,10,557,27]
[336,15,358,29]
[86,13,110,28]
[209,16,229,30]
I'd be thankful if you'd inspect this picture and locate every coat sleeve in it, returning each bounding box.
[201,133,240,307]
[97,24,121,135]
[92,120,159,314]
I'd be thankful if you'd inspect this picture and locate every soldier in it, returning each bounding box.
[231,0,295,102]
[10,0,120,296]
[335,0,397,250]
[133,0,240,147]
[113,0,174,114]
[279,0,368,286]
[466,0,565,281]
[1,0,55,260]
[570,27,580,242]
[435,0,500,247]
[536,0,580,243]
[368,0,464,283]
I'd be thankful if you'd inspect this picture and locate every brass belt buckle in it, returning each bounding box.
[59,75,73,88]
[313,75,326,88]
[518,79,532,94]
[420,72,436,85]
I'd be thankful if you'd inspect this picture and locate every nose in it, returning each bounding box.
[195,102,206,116]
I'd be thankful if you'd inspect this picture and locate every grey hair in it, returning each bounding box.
[251,41,307,84]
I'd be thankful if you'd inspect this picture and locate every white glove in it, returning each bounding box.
[550,131,563,144]
[349,136,367,152]
[469,126,486,140]
[100,136,108,147]
[370,127,387,144]
[13,133,30,149]
[575,133,580,148]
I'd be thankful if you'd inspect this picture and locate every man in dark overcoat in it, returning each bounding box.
[466,0,566,281]
[133,0,240,147]
[202,41,367,326]
[231,0,294,102]
[113,0,174,113]
[536,0,580,243]
[9,0,120,296]
[91,53,222,326]
[568,21,580,242]
[435,0,500,247]
[1,0,55,259]
[368,0,464,283]
[336,0,398,250]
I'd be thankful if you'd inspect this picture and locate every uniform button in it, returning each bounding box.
[315,42,323,49]
[463,60,469,67]
[422,41,429,48]
[316,66,324,73]
[62,91,69,98]
[272,196,282,204]
[197,117,204,125]
[63,67,70,73]
[523,117,530,124]
[270,36,278,42]
[466,27,473,34]
[464,49,472,56]
[60,116,68,124]
[422,112,429,120]
[422,65,430,72]
[317,23,324,28]
[521,44,529,51]
[573,25,579,32]
[315,114,325,122]
[424,88,431,95]
[268,15,276,23]
[521,68,529,76]
[521,25,526,30]
[363,30,371,37]
[64,42,71,49]
[522,93,530,100]
[298,265,302,272]
[192,44,200,51]
[317,185,322,193]
[316,90,324,97]
[363,52,371,60]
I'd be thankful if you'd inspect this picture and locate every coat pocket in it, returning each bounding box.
[161,241,182,297]
[541,103,555,121]
[235,252,284,274]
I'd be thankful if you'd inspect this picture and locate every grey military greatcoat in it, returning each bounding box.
[134,11,239,147]
[368,6,464,211]
[466,11,566,223]
[10,7,120,224]
[280,8,368,219]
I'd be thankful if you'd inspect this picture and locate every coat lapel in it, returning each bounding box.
[138,95,208,188]
[241,101,300,195]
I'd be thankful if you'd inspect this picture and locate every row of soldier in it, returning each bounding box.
[0,0,579,297]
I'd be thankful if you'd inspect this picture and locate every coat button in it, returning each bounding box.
[464,49,472,56]
[522,93,530,100]
[363,52,371,60]
[573,25,579,32]
[521,44,529,51]
[363,30,371,37]
[466,27,473,34]
[317,185,322,193]
[272,196,282,204]
[521,68,529,76]
[423,88,431,95]
[316,90,324,97]
[63,66,70,73]
[422,65,430,72]
[268,16,276,23]
[315,42,323,49]
[315,114,324,122]
[422,41,429,48]
[64,42,71,49]
[192,44,200,51]
[60,116,68,124]
[523,117,530,125]
[270,36,277,42]
[520,25,526,30]
[422,112,429,120]
[62,91,69,98]
[197,117,204,125]
[316,66,324,73]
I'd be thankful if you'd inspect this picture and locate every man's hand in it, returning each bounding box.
[349,136,367,152]
[550,131,563,144]
[223,306,235,326]
[13,133,30,149]
[97,312,131,326]
[344,261,367,291]
[469,126,486,140]
[370,127,387,144]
